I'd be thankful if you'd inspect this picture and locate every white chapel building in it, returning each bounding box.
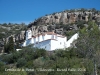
[22,29,79,51]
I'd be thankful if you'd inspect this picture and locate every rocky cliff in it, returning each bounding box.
[29,9,100,27]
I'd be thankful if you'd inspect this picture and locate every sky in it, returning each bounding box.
[0,0,100,24]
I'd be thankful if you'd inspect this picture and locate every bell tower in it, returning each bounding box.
[26,28,32,40]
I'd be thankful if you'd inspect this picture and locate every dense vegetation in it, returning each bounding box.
[0,46,87,75]
[0,21,100,75]
[0,47,97,75]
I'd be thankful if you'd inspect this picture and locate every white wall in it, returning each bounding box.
[26,32,28,40]
[26,30,32,40]
[34,40,51,51]
[51,40,58,50]
[34,38,36,43]
[39,35,43,42]
[55,36,67,49]
[50,39,65,50]
[35,37,38,43]
[30,38,34,44]
[26,39,32,46]
[44,34,52,40]
[22,41,26,47]
[23,30,79,51]
[32,35,67,50]
[66,33,79,48]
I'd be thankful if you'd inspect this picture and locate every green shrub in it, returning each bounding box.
[17,58,27,68]
[25,60,34,68]
[0,61,5,72]
[2,54,14,64]
[33,48,46,59]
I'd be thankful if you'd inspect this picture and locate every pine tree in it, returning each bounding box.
[4,41,9,53]
[76,21,100,74]
[8,36,15,53]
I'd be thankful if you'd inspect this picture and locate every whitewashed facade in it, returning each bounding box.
[22,29,79,51]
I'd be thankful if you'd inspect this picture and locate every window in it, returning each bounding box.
[60,42,61,45]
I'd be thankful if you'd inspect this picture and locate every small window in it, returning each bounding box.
[60,42,61,45]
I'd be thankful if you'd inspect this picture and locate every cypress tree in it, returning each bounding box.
[8,36,15,53]
[4,41,9,53]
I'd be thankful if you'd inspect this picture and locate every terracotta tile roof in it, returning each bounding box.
[57,35,65,38]
[30,32,66,40]
[46,32,57,35]
[35,39,57,44]
[33,32,59,37]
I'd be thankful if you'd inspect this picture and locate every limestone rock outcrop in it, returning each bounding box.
[29,9,100,27]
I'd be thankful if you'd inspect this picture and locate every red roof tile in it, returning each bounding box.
[29,32,66,40]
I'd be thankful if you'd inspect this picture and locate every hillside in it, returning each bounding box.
[0,8,100,75]
[0,23,27,52]
[0,8,100,52]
